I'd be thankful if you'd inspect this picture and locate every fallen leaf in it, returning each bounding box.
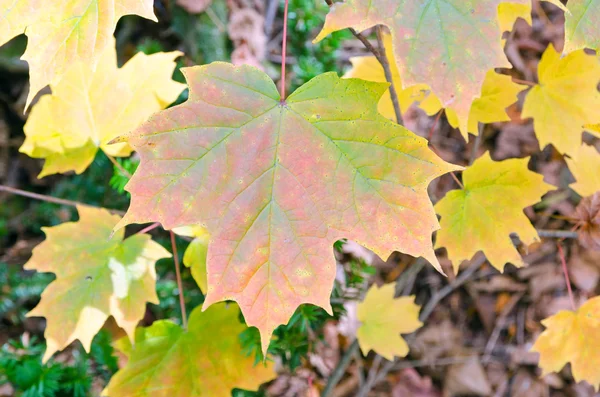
[103,303,276,396]
[0,0,157,108]
[115,63,459,352]
[436,152,554,273]
[571,192,600,251]
[24,206,171,362]
[564,0,600,52]
[531,295,600,390]
[357,283,422,360]
[20,41,184,177]
[566,144,600,197]
[522,44,600,155]
[444,357,492,397]
[314,0,530,131]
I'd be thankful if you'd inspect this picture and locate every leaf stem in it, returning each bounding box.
[557,242,576,311]
[375,26,403,126]
[280,0,290,100]
[135,222,162,235]
[170,231,188,329]
[449,172,465,189]
[0,184,125,215]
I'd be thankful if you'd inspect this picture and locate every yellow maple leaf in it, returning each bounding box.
[566,144,600,197]
[532,296,600,389]
[522,44,600,155]
[20,40,185,177]
[103,303,276,396]
[173,225,210,293]
[343,34,435,121]
[357,283,422,360]
[0,0,157,108]
[435,153,554,273]
[24,206,171,362]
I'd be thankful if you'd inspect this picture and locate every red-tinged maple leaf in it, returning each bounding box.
[113,63,460,352]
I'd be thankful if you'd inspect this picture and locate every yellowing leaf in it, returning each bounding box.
[497,0,568,33]
[0,0,157,108]
[357,283,422,360]
[436,70,527,139]
[174,225,210,293]
[315,0,529,130]
[531,296,600,389]
[522,44,600,155]
[566,144,600,197]
[343,34,435,121]
[20,42,185,177]
[435,153,553,273]
[564,0,600,53]
[103,303,276,396]
[24,206,171,362]
[115,62,460,352]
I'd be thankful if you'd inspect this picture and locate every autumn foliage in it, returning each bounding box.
[2,0,600,395]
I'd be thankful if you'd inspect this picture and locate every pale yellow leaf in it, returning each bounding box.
[566,144,600,197]
[357,283,422,360]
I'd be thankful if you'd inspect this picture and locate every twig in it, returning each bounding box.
[170,231,188,329]
[135,222,162,235]
[280,0,290,100]
[420,254,486,323]
[105,154,132,179]
[376,26,403,125]
[321,339,359,397]
[0,185,125,215]
[511,77,536,87]
[427,109,443,141]
[537,229,578,239]
[205,6,226,33]
[557,242,576,311]
[357,355,383,397]
[449,172,465,189]
[482,292,524,363]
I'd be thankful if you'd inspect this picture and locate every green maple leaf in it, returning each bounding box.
[114,63,460,352]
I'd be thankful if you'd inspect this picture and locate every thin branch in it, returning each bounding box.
[427,109,443,141]
[376,26,403,125]
[537,229,578,239]
[135,222,162,235]
[449,172,465,190]
[357,355,383,397]
[0,185,125,215]
[321,339,359,397]
[482,292,524,363]
[105,154,132,179]
[557,242,576,311]
[512,77,536,87]
[170,231,188,329]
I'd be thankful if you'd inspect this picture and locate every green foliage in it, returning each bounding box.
[0,265,52,326]
[109,157,139,194]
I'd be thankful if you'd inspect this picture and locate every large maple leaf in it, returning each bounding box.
[115,62,460,351]
[103,303,276,396]
[24,206,171,362]
[20,40,185,177]
[522,44,600,155]
[356,283,422,360]
[532,296,600,390]
[0,0,157,108]
[314,0,530,130]
[435,153,553,273]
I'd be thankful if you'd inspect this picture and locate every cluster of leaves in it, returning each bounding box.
[3,0,600,394]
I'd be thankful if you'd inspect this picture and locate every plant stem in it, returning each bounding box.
[557,242,576,311]
[427,109,443,141]
[136,222,162,235]
[0,184,125,215]
[280,0,290,100]
[449,172,465,189]
[105,154,132,179]
[537,229,578,239]
[170,231,188,329]
[375,26,403,125]
[512,77,536,87]
[321,339,359,397]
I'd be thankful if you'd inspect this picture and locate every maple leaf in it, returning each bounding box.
[24,206,171,362]
[564,0,600,53]
[20,40,185,177]
[114,62,460,352]
[497,0,568,32]
[174,225,210,293]
[357,283,422,360]
[522,44,600,155]
[314,0,531,130]
[566,144,600,198]
[0,0,157,108]
[103,303,276,396]
[531,295,600,390]
[435,152,553,273]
